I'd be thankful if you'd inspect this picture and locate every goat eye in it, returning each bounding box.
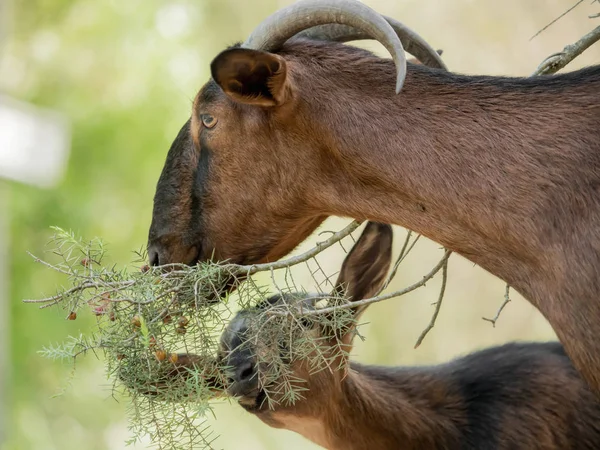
[200,114,217,129]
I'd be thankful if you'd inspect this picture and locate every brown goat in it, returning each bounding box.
[162,222,600,449]
[147,0,600,394]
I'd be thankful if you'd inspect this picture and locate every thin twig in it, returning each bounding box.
[379,233,422,294]
[28,251,76,276]
[482,284,512,327]
[530,0,585,40]
[269,250,452,317]
[23,280,135,305]
[413,257,449,349]
[231,220,362,274]
[532,24,600,75]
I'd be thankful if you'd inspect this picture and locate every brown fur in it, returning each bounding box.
[159,223,600,449]
[147,37,600,395]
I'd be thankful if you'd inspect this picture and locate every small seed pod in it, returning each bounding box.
[80,258,90,267]
[154,350,167,362]
[109,311,116,321]
[131,315,142,328]
[162,314,172,325]
[117,354,126,361]
[168,353,179,364]
[141,264,150,273]
[177,316,189,328]
[67,311,77,320]
[149,336,157,348]
[175,326,187,335]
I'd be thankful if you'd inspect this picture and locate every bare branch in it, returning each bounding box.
[232,220,362,275]
[532,25,600,75]
[27,251,77,276]
[413,257,449,349]
[530,0,585,41]
[269,250,452,317]
[23,280,135,306]
[379,232,423,293]
[482,284,512,327]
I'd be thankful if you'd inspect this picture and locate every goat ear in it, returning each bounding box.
[210,48,291,107]
[332,222,393,316]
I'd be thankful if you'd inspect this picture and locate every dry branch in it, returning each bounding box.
[268,250,452,318]
[233,220,362,274]
[529,0,585,41]
[482,285,512,327]
[414,258,449,349]
[532,24,600,75]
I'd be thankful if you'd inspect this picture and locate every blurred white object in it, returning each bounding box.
[0,94,70,446]
[0,94,71,187]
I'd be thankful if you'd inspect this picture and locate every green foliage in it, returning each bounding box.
[24,227,355,449]
[1,2,241,448]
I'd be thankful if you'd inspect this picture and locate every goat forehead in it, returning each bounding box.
[222,315,248,344]
[223,293,320,344]
[258,292,319,308]
[196,81,222,108]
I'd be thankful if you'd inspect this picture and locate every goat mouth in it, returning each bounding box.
[238,389,267,413]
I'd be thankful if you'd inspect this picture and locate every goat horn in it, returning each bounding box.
[243,0,407,94]
[294,16,447,71]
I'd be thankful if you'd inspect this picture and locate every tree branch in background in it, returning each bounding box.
[592,0,600,19]
[269,250,452,318]
[413,257,449,349]
[529,0,585,41]
[233,220,362,275]
[532,25,600,75]
[482,284,512,327]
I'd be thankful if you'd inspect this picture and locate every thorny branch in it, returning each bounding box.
[23,280,136,307]
[482,285,512,327]
[232,220,362,275]
[268,250,453,318]
[532,24,600,75]
[529,0,586,41]
[379,231,423,294]
[591,0,600,19]
[413,257,449,349]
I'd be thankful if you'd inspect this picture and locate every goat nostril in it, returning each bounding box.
[149,250,160,267]
[239,363,255,382]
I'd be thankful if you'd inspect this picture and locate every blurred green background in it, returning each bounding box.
[1,0,599,448]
